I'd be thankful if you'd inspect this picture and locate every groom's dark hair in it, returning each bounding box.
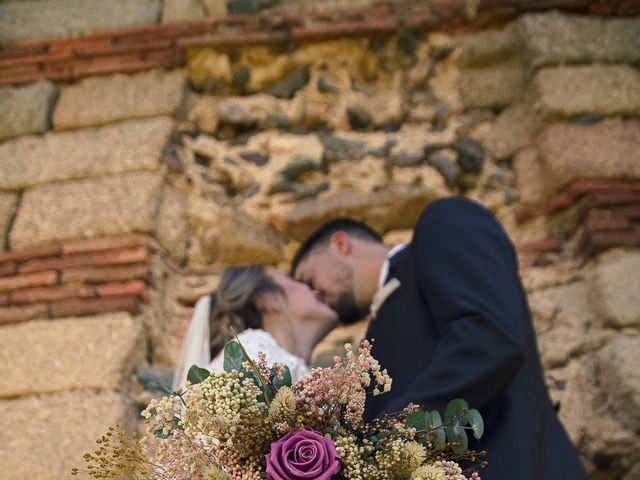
[290,218,383,275]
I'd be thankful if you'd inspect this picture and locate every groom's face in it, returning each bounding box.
[294,251,369,325]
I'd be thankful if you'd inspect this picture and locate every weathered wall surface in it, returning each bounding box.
[0,3,639,479]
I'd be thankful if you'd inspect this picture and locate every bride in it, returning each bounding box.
[172,265,338,388]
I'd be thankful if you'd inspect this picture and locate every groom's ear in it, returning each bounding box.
[328,231,352,256]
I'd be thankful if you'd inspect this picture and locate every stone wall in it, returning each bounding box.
[0,4,639,479]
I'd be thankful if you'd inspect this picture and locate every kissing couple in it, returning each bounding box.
[172,196,587,480]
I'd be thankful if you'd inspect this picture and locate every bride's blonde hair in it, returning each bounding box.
[208,265,284,358]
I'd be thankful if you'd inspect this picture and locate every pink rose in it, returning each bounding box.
[265,427,341,480]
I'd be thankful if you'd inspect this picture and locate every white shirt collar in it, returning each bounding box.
[378,244,407,289]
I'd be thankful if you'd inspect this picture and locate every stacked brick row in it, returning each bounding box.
[0,235,151,325]
[1,0,639,86]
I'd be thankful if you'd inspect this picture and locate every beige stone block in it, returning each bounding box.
[161,0,206,22]
[531,281,609,369]
[10,172,164,250]
[536,120,640,195]
[155,186,188,262]
[0,0,161,45]
[589,249,640,328]
[270,185,441,240]
[187,198,284,267]
[458,24,521,67]
[0,313,143,397]
[53,70,185,130]
[0,193,17,248]
[534,65,640,118]
[483,101,542,160]
[599,334,640,431]
[459,60,528,109]
[513,147,548,205]
[0,81,57,141]
[518,11,640,67]
[0,117,172,190]
[0,391,135,480]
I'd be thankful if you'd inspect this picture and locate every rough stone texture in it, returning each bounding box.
[518,11,640,67]
[156,186,188,262]
[10,172,164,249]
[546,357,636,476]
[459,60,528,109]
[0,117,172,190]
[534,65,640,118]
[270,185,441,240]
[599,335,640,432]
[527,121,640,200]
[188,198,284,267]
[482,101,542,160]
[161,0,206,22]
[589,249,640,328]
[0,391,135,480]
[186,47,233,91]
[0,0,161,45]
[53,70,186,130]
[0,81,57,142]
[512,147,547,205]
[530,281,609,369]
[457,24,521,67]
[0,193,17,249]
[0,314,142,397]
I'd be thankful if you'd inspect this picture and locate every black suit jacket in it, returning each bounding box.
[364,197,587,479]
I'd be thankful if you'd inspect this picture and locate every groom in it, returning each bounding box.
[291,197,587,479]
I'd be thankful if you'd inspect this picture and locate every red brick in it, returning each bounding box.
[20,247,149,274]
[613,204,640,220]
[0,244,62,264]
[61,235,148,255]
[50,295,138,318]
[579,227,640,258]
[0,304,48,325]
[0,292,9,306]
[0,261,17,277]
[585,209,632,232]
[10,284,95,305]
[61,264,150,284]
[516,239,561,253]
[97,280,147,299]
[0,271,58,293]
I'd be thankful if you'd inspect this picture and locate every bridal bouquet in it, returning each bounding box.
[74,340,485,479]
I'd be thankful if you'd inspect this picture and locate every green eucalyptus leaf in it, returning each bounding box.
[464,408,484,440]
[369,431,390,444]
[223,341,245,372]
[272,365,292,389]
[186,365,210,385]
[427,410,446,447]
[444,398,469,424]
[405,409,427,431]
[445,421,468,455]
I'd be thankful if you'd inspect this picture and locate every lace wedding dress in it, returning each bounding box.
[172,295,310,389]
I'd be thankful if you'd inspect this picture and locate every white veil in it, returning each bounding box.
[171,295,212,389]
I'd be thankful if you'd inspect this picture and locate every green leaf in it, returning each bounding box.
[272,365,292,389]
[445,421,468,454]
[427,410,446,447]
[405,409,427,431]
[369,431,390,444]
[186,365,210,385]
[464,408,484,440]
[444,398,469,424]
[223,341,245,372]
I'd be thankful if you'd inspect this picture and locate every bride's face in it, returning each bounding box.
[267,270,338,325]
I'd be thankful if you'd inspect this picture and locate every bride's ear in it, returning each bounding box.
[329,231,352,256]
